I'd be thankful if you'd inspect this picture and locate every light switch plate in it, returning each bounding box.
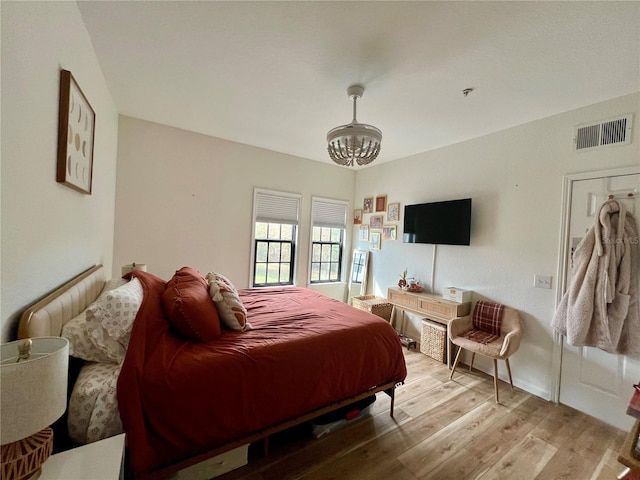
[534,274,552,289]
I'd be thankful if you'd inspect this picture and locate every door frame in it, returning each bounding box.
[551,165,640,403]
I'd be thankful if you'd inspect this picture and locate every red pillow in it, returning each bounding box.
[162,267,221,341]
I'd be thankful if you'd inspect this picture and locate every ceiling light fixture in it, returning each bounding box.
[327,85,382,167]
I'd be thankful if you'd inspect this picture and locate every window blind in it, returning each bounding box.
[255,191,300,225]
[312,197,348,229]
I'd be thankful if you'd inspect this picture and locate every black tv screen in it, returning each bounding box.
[403,198,472,245]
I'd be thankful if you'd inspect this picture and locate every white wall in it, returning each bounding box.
[354,92,640,400]
[113,116,354,298]
[0,2,119,342]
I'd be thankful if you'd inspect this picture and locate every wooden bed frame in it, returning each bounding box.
[18,264,400,480]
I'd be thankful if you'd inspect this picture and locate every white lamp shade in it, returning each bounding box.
[1,337,69,445]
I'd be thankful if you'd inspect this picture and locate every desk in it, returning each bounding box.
[387,288,471,367]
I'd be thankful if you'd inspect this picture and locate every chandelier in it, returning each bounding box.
[327,85,382,167]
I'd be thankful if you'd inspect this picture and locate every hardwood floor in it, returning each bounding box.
[220,349,629,480]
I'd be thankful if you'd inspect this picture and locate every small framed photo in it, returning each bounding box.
[353,209,363,225]
[358,225,370,241]
[363,197,373,213]
[375,195,387,212]
[370,231,381,250]
[387,203,400,222]
[382,225,397,240]
[56,69,95,195]
[370,215,383,229]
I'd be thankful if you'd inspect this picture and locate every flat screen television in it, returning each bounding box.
[403,198,472,245]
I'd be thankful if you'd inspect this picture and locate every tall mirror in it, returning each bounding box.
[348,249,369,302]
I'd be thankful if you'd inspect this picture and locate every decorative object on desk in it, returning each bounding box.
[363,197,373,213]
[387,202,400,222]
[358,225,369,241]
[121,262,147,276]
[375,195,387,213]
[398,268,408,289]
[353,209,363,225]
[370,215,383,229]
[56,69,95,195]
[1,337,69,480]
[382,225,397,241]
[407,282,423,293]
[369,231,381,250]
[443,286,472,303]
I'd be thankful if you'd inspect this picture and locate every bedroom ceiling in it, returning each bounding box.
[77,1,640,168]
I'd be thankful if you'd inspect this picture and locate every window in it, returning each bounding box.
[309,197,348,284]
[252,190,300,287]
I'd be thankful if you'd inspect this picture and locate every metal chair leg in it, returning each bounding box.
[449,346,463,380]
[493,359,500,403]
[505,358,514,389]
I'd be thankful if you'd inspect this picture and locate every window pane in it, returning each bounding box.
[331,244,340,262]
[312,226,321,242]
[310,263,320,282]
[320,263,330,280]
[331,228,342,242]
[320,228,331,242]
[254,263,267,284]
[255,222,268,239]
[267,223,281,240]
[280,264,290,282]
[267,264,280,283]
[321,244,331,261]
[330,263,339,280]
[256,242,268,262]
[282,224,293,241]
[268,243,281,262]
[281,243,291,262]
[311,244,321,262]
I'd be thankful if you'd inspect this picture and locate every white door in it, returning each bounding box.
[559,171,640,430]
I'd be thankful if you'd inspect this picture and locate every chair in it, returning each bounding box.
[448,302,523,403]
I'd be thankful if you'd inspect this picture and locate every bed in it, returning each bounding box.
[18,264,407,480]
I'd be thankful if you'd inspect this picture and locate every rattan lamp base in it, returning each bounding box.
[1,427,53,480]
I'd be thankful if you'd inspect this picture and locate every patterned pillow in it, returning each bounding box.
[62,277,134,363]
[162,267,222,341]
[85,278,144,362]
[206,272,251,331]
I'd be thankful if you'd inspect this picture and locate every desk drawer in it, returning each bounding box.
[388,289,418,309]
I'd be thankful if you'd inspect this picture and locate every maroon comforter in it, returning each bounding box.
[117,272,406,476]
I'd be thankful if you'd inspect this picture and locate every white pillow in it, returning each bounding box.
[85,278,143,362]
[205,272,251,331]
[61,277,132,364]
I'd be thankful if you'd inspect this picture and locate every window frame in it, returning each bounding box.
[251,189,301,287]
[308,197,349,285]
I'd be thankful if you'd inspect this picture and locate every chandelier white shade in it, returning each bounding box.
[327,85,382,167]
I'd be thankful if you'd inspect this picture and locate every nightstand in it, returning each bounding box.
[40,434,125,480]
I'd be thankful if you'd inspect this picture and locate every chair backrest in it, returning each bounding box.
[500,307,522,335]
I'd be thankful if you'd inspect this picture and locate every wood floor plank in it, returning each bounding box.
[216,350,631,480]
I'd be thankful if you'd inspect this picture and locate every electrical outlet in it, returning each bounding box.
[534,275,552,289]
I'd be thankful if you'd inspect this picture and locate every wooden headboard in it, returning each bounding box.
[18,265,105,339]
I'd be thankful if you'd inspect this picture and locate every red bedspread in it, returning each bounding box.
[117,272,407,476]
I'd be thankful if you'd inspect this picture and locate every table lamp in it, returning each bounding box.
[1,337,69,480]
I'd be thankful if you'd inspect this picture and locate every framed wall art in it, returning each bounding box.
[375,195,387,212]
[382,225,397,240]
[370,215,383,229]
[358,225,370,241]
[363,197,373,213]
[387,202,400,222]
[57,69,95,194]
[353,209,363,225]
[369,231,381,250]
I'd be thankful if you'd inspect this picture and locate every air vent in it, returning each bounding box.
[574,114,633,151]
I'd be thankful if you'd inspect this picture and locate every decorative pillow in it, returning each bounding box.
[85,278,144,362]
[206,272,251,331]
[162,267,222,341]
